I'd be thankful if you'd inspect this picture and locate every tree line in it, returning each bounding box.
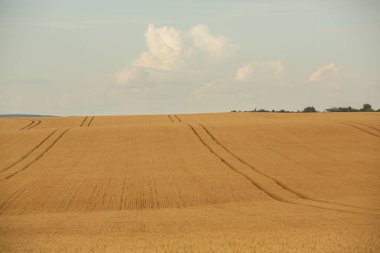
[231,104,379,113]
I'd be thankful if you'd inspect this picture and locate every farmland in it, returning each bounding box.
[0,112,379,252]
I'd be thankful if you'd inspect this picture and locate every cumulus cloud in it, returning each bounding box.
[308,63,342,82]
[116,68,153,87]
[190,25,234,58]
[133,24,183,70]
[235,64,255,82]
[116,24,235,87]
[235,60,284,82]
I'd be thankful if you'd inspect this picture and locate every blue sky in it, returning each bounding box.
[0,0,379,115]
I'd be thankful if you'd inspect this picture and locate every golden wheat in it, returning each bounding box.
[0,113,379,252]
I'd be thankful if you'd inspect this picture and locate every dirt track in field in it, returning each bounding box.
[0,112,379,252]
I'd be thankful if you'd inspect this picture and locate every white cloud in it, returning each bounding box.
[190,25,234,58]
[116,67,154,88]
[116,24,236,87]
[308,63,342,82]
[235,64,254,82]
[133,24,183,70]
[235,60,284,82]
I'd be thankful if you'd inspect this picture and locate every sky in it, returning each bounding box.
[0,0,379,115]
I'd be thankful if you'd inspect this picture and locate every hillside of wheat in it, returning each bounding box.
[0,112,379,252]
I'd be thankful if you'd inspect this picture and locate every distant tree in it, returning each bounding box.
[233,104,379,113]
[303,106,317,113]
[326,106,357,112]
[326,107,336,112]
[360,104,374,112]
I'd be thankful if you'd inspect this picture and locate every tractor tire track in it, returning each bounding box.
[261,114,277,119]
[346,121,380,133]
[198,123,308,199]
[0,180,39,213]
[1,129,60,173]
[119,173,129,210]
[152,181,160,209]
[174,114,182,123]
[80,116,88,127]
[306,198,380,212]
[187,123,293,203]
[168,115,174,123]
[19,120,35,130]
[186,123,362,214]
[63,179,87,212]
[87,116,95,127]
[1,129,70,181]
[198,123,378,213]
[27,120,41,130]
[341,122,380,138]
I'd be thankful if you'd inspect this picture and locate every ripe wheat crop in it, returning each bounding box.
[0,113,379,252]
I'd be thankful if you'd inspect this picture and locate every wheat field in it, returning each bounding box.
[0,112,379,252]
